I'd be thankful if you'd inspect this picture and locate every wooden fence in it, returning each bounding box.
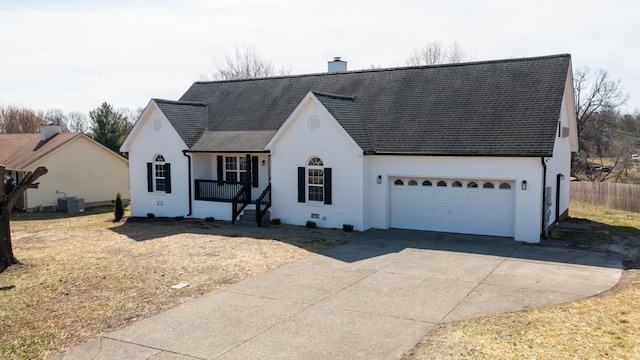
[570,182,640,213]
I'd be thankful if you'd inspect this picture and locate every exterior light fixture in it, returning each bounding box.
[560,174,565,180]
[261,160,266,166]
[521,180,527,190]
[377,175,382,184]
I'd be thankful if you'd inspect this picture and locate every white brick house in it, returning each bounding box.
[121,54,578,243]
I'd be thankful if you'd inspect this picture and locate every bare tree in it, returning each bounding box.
[572,68,630,180]
[1,165,48,270]
[67,112,89,133]
[200,44,291,81]
[574,67,628,140]
[0,105,46,133]
[406,41,466,66]
[45,109,69,131]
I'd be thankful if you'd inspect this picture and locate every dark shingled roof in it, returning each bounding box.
[168,54,571,156]
[312,92,374,153]
[154,99,207,148]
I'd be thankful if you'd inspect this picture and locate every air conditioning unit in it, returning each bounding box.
[57,197,85,213]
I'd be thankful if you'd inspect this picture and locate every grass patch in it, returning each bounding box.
[403,201,640,359]
[0,207,342,360]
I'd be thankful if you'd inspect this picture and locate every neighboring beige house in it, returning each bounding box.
[0,125,129,211]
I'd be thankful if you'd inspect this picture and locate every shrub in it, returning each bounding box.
[175,216,184,221]
[271,218,281,225]
[114,193,124,222]
[205,217,215,222]
[147,213,155,219]
[305,220,317,228]
[342,224,354,232]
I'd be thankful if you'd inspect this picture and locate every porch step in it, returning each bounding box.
[235,210,270,227]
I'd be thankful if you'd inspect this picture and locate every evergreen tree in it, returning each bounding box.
[114,193,124,222]
[89,102,129,154]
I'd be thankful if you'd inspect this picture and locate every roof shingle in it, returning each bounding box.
[168,54,570,156]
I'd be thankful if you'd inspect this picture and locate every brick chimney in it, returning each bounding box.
[328,57,347,73]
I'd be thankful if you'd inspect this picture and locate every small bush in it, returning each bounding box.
[147,213,155,219]
[114,193,124,222]
[205,217,215,222]
[175,216,184,221]
[271,218,281,225]
[305,220,317,228]
[342,224,354,232]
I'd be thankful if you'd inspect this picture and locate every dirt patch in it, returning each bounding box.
[0,209,343,360]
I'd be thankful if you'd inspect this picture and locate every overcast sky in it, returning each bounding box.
[0,0,638,117]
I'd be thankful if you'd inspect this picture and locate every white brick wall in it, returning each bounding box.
[544,74,574,229]
[126,104,190,217]
[269,94,365,230]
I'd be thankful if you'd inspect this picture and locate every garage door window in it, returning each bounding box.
[468,181,478,188]
[394,179,404,185]
[422,180,432,186]
[483,182,494,189]
[408,179,418,186]
[452,181,462,188]
[437,180,447,187]
[499,182,511,189]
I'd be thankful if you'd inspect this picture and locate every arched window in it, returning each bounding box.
[437,180,447,187]
[394,179,404,185]
[452,181,462,188]
[408,179,418,186]
[307,157,324,202]
[154,155,166,192]
[483,182,494,189]
[422,180,432,186]
[499,182,511,189]
[148,154,171,193]
[468,181,478,188]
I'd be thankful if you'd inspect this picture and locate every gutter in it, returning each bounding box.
[182,151,192,216]
[540,157,547,238]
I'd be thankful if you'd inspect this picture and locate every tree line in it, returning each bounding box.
[0,102,141,154]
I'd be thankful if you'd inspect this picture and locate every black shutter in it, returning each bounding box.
[165,163,171,194]
[216,155,224,185]
[297,167,305,203]
[252,156,259,188]
[147,162,153,192]
[324,168,332,205]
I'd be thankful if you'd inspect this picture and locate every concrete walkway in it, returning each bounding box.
[54,229,622,360]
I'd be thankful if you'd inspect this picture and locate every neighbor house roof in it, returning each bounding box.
[0,132,81,170]
[154,54,571,156]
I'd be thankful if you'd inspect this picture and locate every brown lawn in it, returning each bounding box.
[0,208,344,360]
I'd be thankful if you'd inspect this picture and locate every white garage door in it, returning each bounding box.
[390,178,515,237]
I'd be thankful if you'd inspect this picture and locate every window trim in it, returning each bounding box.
[224,155,248,184]
[154,155,166,192]
[307,157,324,203]
[148,154,171,194]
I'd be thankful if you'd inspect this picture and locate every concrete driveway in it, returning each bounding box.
[55,229,622,360]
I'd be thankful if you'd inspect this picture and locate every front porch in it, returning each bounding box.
[191,153,272,226]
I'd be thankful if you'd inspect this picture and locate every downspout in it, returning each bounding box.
[540,157,547,238]
[182,151,192,217]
